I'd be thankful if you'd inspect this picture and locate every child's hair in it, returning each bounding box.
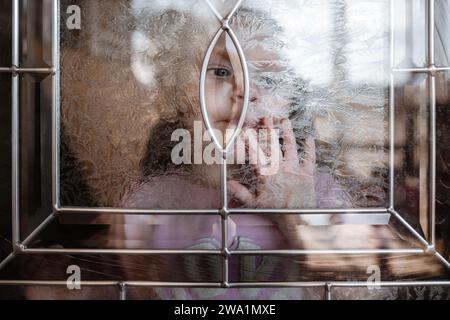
[138,7,314,178]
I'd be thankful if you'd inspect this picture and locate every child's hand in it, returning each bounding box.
[228,117,316,210]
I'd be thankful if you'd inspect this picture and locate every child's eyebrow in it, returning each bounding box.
[209,47,233,67]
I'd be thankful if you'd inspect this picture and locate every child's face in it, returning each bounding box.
[204,33,292,142]
[204,33,242,140]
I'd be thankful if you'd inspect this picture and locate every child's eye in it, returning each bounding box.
[212,68,232,78]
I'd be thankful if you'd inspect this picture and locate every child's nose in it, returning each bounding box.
[237,94,257,103]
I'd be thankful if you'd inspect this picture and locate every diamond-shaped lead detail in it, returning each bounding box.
[201,0,249,153]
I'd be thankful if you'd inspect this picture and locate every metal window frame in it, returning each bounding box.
[0,0,449,300]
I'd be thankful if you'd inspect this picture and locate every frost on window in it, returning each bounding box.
[59,0,222,208]
[60,0,390,210]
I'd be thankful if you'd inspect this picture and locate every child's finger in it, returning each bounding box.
[301,136,316,174]
[227,180,255,205]
[246,129,267,176]
[260,127,281,176]
[261,116,274,129]
[280,118,298,161]
[232,132,246,164]
[260,117,281,162]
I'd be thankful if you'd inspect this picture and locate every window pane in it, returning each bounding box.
[60,0,441,213]
[393,0,427,68]
[18,73,53,239]
[0,0,12,67]
[0,74,12,261]
[0,252,221,284]
[126,286,325,300]
[228,0,389,209]
[331,286,450,300]
[435,0,450,67]
[59,0,221,209]
[0,285,119,300]
[26,213,222,251]
[436,71,450,262]
[19,0,53,68]
[229,252,446,283]
[393,73,429,236]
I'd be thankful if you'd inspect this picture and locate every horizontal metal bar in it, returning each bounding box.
[21,248,222,255]
[57,207,389,216]
[229,281,450,288]
[122,282,223,288]
[21,212,58,247]
[0,66,56,74]
[229,208,389,214]
[0,280,219,288]
[57,206,220,215]
[229,248,424,255]
[392,66,450,74]
[19,247,424,256]
[0,280,119,287]
[0,280,449,288]
[16,67,56,74]
[393,67,429,73]
[1,66,446,76]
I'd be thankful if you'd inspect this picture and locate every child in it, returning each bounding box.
[115,6,381,300]
[51,1,447,300]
